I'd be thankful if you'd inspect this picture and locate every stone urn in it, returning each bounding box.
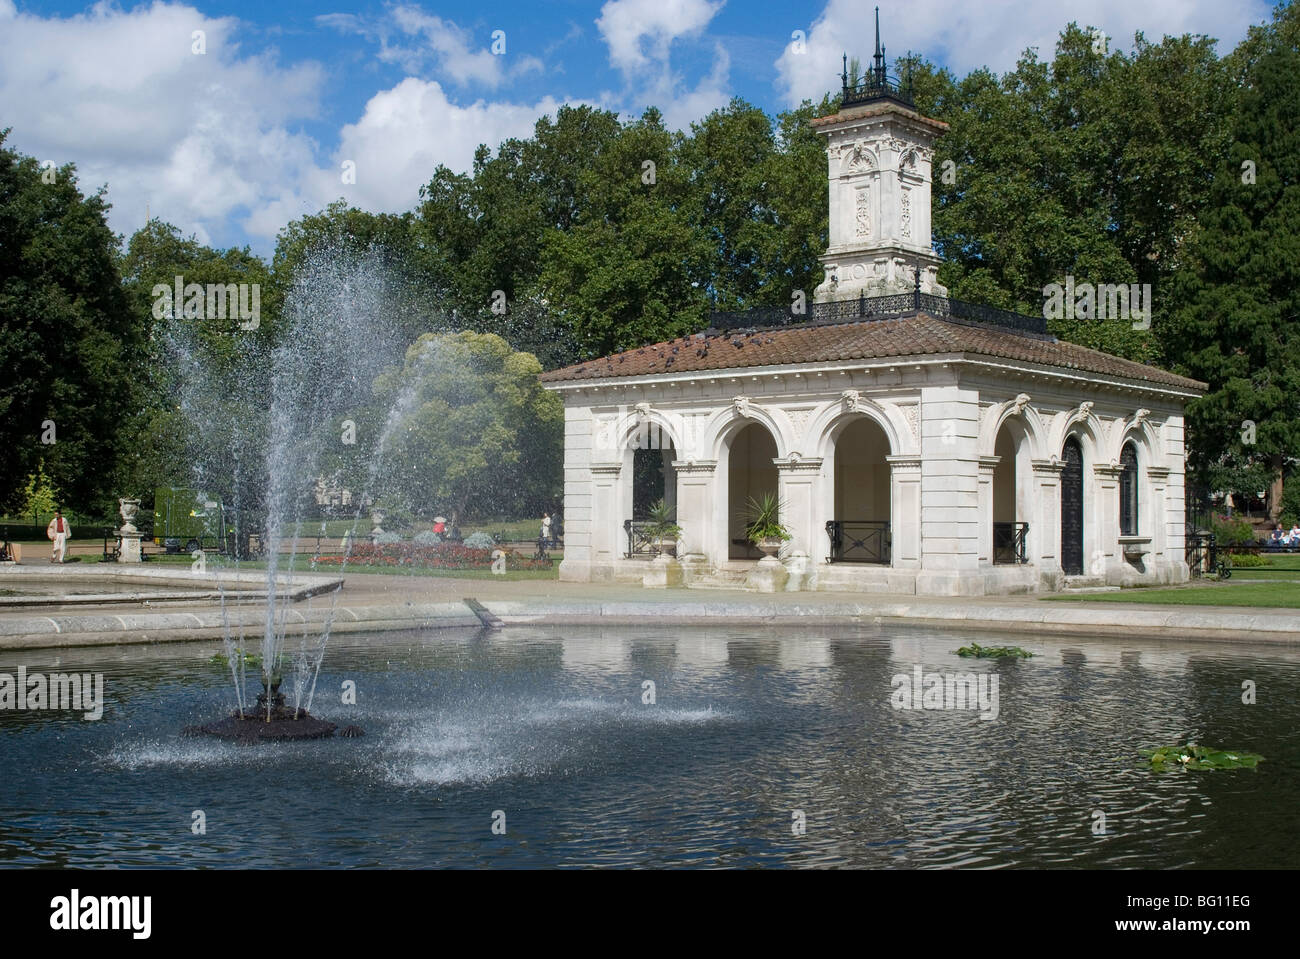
[117,497,144,563]
[118,497,140,533]
[756,537,784,559]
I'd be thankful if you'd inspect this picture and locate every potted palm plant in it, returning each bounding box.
[641,498,684,588]
[743,492,791,558]
[643,498,682,557]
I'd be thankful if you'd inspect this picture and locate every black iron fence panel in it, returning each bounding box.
[705,292,1049,337]
[624,520,669,559]
[826,520,891,564]
[993,522,1029,565]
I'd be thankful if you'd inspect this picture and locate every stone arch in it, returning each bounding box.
[1048,402,1106,463]
[808,392,910,460]
[701,399,789,461]
[979,394,1048,460]
[613,406,685,456]
[1106,411,1164,471]
[842,143,878,175]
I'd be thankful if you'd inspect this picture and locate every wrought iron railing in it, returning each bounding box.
[624,520,673,559]
[826,520,891,564]
[842,74,914,109]
[992,522,1029,565]
[705,291,1049,337]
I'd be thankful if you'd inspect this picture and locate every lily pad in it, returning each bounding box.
[1140,743,1263,771]
[955,643,1033,659]
[209,650,262,669]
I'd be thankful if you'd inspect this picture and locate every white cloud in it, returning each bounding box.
[318,4,542,89]
[0,1,325,248]
[776,0,1272,108]
[597,0,725,75]
[595,0,731,130]
[0,1,562,253]
[324,78,565,217]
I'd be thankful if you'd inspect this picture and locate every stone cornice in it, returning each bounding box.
[543,353,1203,402]
[590,463,623,476]
[671,459,717,474]
[886,454,922,470]
[774,455,824,472]
[1031,458,1065,475]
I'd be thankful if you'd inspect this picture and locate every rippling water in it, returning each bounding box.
[1,625,1296,868]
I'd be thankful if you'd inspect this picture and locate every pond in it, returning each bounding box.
[0,625,1295,868]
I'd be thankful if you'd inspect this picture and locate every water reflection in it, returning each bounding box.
[0,625,1295,868]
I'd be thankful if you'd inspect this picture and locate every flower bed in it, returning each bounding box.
[316,542,552,570]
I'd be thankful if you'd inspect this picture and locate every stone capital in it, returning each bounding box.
[774,455,824,473]
[671,459,717,475]
[886,454,922,471]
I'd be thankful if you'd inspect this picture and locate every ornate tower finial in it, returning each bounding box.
[873,7,886,86]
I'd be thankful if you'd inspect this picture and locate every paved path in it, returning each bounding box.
[1,563,1296,648]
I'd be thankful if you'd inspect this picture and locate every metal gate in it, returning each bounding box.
[1061,437,1084,575]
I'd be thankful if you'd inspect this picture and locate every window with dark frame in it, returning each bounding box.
[1119,442,1139,536]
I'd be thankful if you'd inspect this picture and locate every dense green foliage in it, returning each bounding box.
[0,130,137,515]
[1163,3,1300,512]
[365,332,563,526]
[2,5,1297,521]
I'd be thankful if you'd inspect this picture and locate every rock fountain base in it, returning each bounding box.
[186,688,354,742]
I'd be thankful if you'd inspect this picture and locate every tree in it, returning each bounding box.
[0,131,137,516]
[115,218,277,511]
[369,331,563,526]
[918,24,1228,361]
[1163,1,1300,517]
[272,200,442,347]
[538,108,710,357]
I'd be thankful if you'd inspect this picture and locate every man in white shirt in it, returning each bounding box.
[47,510,71,563]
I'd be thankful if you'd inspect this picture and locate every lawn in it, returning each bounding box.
[1042,580,1300,608]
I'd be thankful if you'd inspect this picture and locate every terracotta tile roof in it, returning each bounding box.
[538,313,1206,392]
[810,102,950,134]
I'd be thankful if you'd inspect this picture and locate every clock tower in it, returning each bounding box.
[812,9,949,302]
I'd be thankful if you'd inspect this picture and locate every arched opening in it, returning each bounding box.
[1061,436,1084,575]
[829,416,891,563]
[727,422,778,559]
[992,421,1031,564]
[623,432,676,558]
[1119,441,1139,536]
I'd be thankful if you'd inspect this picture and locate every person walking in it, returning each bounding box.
[47,509,71,563]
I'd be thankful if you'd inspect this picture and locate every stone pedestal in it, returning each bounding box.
[745,555,789,593]
[782,550,810,591]
[118,530,143,563]
[642,553,683,588]
[678,552,709,587]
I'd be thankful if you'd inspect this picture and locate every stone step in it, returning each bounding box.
[1063,575,1108,590]
[687,568,752,589]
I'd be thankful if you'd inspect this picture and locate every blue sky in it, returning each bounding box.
[0,0,1274,256]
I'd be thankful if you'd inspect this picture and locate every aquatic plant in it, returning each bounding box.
[955,643,1033,658]
[1141,743,1263,770]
